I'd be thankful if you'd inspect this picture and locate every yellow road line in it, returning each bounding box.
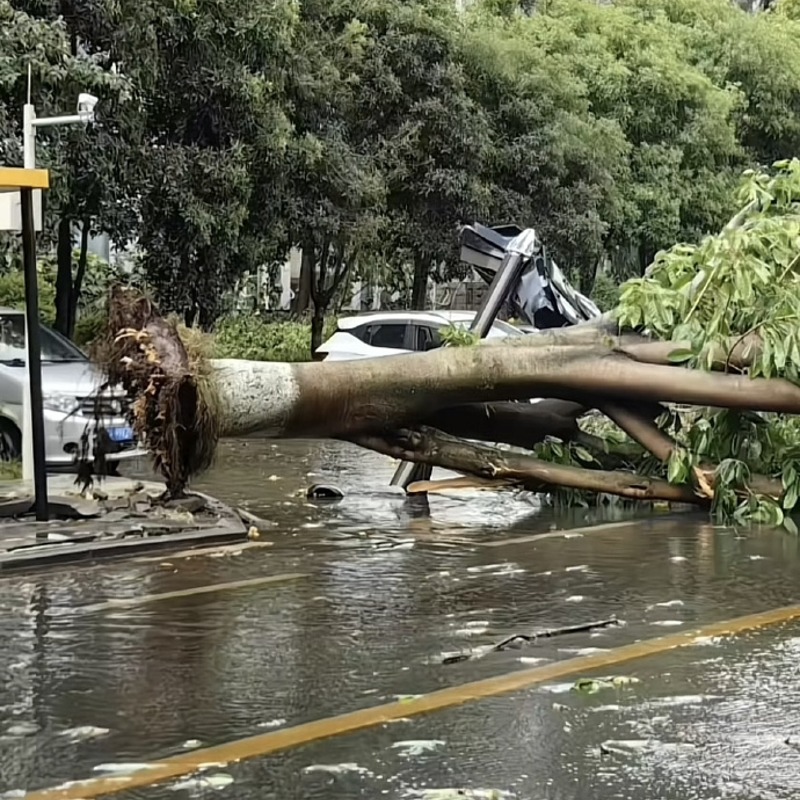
[24,602,800,800]
[77,574,309,613]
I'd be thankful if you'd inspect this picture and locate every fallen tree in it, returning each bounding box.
[93,160,800,530]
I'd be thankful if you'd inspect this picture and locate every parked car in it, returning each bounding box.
[316,310,526,361]
[0,308,146,469]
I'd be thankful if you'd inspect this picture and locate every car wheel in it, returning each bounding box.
[0,419,22,462]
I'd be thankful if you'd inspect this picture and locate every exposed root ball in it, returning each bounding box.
[90,286,219,497]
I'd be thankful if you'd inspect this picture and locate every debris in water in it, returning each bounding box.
[392,740,446,757]
[443,616,619,664]
[564,595,584,603]
[453,627,488,637]
[392,694,423,703]
[669,556,687,563]
[572,676,641,694]
[5,722,38,736]
[169,773,234,792]
[564,564,589,572]
[645,599,685,611]
[466,563,513,574]
[181,739,202,749]
[306,484,344,501]
[599,739,653,757]
[59,725,110,742]
[651,620,684,627]
[257,718,286,729]
[93,762,160,775]
[404,788,513,799]
[559,646,609,656]
[302,763,373,776]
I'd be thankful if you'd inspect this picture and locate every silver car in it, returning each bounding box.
[0,308,145,469]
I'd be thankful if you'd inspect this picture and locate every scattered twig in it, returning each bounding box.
[442,615,620,664]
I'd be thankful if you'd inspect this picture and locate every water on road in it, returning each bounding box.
[2,439,800,800]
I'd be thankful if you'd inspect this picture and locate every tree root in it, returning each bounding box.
[91,286,219,497]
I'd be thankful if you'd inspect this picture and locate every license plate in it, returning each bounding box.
[108,426,134,443]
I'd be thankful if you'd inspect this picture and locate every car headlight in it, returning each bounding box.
[42,393,80,414]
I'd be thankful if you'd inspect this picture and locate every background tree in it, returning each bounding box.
[351,0,494,310]
[282,1,387,350]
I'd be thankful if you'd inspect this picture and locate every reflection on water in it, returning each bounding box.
[1,439,800,798]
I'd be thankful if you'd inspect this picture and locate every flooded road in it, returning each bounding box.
[2,440,800,799]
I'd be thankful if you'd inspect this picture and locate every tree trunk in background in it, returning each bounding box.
[292,247,313,315]
[66,221,90,339]
[310,310,325,359]
[54,217,73,336]
[411,256,429,310]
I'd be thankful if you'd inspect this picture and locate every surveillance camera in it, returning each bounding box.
[77,92,99,123]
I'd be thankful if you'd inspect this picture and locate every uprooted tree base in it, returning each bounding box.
[90,286,220,498]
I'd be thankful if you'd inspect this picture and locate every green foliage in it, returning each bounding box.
[617,160,800,381]
[590,273,621,312]
[439,325,480,347]
[0,267,56,324]
[6,0,800,323]
[616,159,800,529]
[73,309,107,347]
[212,316,336,362]
[0,460,22,481]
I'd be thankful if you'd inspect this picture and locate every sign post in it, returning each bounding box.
[0,167,51,521]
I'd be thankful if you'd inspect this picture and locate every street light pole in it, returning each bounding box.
[19,67,97,490]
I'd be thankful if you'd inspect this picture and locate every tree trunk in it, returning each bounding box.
[92,287,800,502]
[54,217,73,336]
[292,247,314,316]
[66,220,90,339]
[411,256,429,310]
[310,310,325,359]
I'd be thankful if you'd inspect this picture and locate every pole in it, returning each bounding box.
[389,229,540,491]
[21,102,36,484]
[20,188,49,521]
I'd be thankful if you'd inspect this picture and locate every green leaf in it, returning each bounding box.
[666,348,695,364]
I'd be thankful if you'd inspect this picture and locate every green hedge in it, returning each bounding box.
[213,316,336,362]
[0,269,57,325]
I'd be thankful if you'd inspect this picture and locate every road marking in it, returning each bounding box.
[77,574,309,613]
[132,540,275,563]
[24,602,800,799]
[478,518,678,547]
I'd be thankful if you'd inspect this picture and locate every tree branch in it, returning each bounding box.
[349,426,703,506]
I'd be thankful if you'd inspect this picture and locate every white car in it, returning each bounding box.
[316,310,526,361]
[0,308,146,469]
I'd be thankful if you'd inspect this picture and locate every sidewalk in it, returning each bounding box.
[0,475,249,573]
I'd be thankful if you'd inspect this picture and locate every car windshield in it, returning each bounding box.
[0,314,87,364]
